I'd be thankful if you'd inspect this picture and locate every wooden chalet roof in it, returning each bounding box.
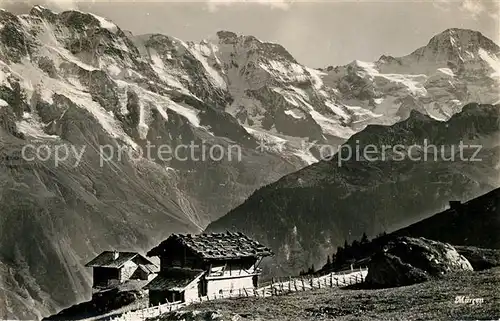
[147,232,274,260]
[137,263,159,274]
[144,268,205,292]
[85,251,157,270]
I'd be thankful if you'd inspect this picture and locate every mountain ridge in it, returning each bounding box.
[0,5,499,319]
[392,186,500,248]
[206,103,500,277]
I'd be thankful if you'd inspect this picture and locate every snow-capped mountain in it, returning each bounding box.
[196,28,500,163]
[322,28,500,128]
[0,5,498,319]
[0,7,299,318]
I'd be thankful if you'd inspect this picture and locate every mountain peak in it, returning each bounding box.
[215,30,263,47]
[217,30,238,41]
[31,4,47,11]
[421,28,499,57]
[29,4,58,21]
[432,28,482,44]
[406,109,435,123]
[215,30,297,63]
[217,30,236,37]
[437,28,479,37]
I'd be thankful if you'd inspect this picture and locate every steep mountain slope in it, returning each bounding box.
[392,187,500,248]
[0,7,302,319]
[206,103,500,276]
[314,187,499,275]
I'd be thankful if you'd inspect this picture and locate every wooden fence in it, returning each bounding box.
[109,301,187,321]
[106,269,368,321]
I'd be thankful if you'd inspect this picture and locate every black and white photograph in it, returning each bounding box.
[0,0,498,320]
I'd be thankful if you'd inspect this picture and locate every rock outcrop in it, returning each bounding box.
[365,237,473,288]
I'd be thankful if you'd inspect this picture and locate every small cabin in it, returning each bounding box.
[144,232,273,306]
[85,251,158,289]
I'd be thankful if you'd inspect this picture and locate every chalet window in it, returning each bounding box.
[210,266,225,276]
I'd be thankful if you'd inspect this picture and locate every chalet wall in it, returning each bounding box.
[93,267,119,287]
[130,267,155,281]
[208,261,257,278]
[120,261,138,283]
[159,241,204,271]
[149,290,186,306]
[149,290,167,306]
[184,279,201,302]
[202,260,259,296]
[206,275,255,297]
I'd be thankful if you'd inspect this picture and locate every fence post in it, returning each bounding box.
[330,273,333,287]
[310,278,313,289]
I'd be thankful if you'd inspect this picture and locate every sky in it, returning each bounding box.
[0,0,498,67]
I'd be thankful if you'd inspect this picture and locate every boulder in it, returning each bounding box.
[365,237,472,288]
